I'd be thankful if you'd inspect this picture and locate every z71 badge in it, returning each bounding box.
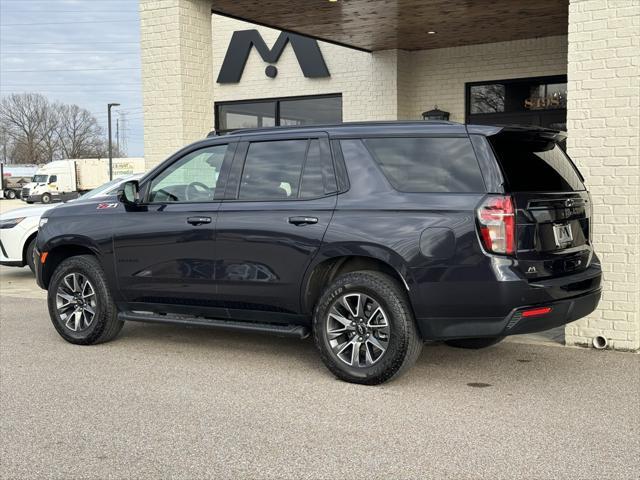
[97,202,119,210]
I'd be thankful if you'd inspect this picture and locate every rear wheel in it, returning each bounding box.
[41,193,51,204]
[5,189,16,199]
[445,336,505,349]
[313,271,422,385]
[25,237,36,273]
[47,255,123,345]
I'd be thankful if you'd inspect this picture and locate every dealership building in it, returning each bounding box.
[139,0,639,351]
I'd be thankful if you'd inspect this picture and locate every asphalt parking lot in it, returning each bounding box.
[1,261,639,480]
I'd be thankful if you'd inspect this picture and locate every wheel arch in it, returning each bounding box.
[301,248,415,315]
[40,237,101,289]
[21,231,38,265]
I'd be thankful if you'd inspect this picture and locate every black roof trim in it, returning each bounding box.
[223,120,462,137]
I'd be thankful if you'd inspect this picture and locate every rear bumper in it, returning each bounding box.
[415,261,602,340]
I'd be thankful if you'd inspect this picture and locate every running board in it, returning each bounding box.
[118,311,310,339]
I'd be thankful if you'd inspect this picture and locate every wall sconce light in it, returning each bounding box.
[422,105,450,121]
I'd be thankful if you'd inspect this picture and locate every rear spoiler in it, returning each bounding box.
[466,124,567,143]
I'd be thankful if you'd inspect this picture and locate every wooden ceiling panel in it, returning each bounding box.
[211,0,569,51]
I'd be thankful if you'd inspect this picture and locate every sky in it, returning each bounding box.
[0,0,144,156]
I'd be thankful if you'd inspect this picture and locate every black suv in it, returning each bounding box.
[35,122,602,384]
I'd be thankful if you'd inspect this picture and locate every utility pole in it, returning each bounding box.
[107,102,120,180]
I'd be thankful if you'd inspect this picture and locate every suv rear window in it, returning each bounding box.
[489,133,585,192]
[362,137,486,193]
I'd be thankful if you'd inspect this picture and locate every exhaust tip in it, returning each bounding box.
[592,336,608,350]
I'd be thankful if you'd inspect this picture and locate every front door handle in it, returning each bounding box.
[187,216,212,226]
[288,216,318,226]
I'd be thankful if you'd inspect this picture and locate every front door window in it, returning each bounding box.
[148,145,228,203]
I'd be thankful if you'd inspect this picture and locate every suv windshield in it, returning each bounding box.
[489,132,585,192]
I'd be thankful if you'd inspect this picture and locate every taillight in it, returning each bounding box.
[476,195,515,255]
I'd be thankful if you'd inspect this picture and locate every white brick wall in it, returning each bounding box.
[140,0,213,168]
[402,36,569,121]
[211,16,400,123]
[566,0,640,351]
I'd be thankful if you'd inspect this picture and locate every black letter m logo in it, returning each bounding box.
[217,30,330,84]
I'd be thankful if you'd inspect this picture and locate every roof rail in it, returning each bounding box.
[220,120,462,136]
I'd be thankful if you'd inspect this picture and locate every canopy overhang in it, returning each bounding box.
[211,0,569,52]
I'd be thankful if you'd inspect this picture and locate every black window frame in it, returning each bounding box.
[214,93,343,135]
[223,132,337,202]
[465,75,568,124]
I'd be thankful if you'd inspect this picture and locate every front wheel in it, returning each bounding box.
[41,193,51,204]
[47,255,123,345]
[445,336,505,349]
[313,271,422,385]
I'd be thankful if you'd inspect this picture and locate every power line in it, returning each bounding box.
[3,67,140,72]
[0,0,136,2]
[1,10,139,14]
[1,51,140,55]
[1,20,139,26]
[0,83,141,86]
[1,42,140,45]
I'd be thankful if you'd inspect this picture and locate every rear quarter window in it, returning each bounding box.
[489,133,585,192]
[361,137,486,193]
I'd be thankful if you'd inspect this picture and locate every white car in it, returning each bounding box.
[0,175,141,273]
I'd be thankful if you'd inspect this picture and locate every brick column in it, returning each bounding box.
[566,0,639,350]
[139,0,213,169]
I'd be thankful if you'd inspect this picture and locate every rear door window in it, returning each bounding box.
[362,137,486,193]
[238,140,308,200]
[489,133,585,192]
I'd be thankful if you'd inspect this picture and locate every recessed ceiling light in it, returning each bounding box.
[428,31,437,34]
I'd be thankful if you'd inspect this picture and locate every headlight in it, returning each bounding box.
[0,217,25,229]
[39,217,49,228]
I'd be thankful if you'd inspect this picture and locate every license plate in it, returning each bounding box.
[553,223,573,247]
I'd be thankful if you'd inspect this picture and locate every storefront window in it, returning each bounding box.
[466,75,567,131]
[280,96,342,126]
[216,94,342,134]
[217,102,276,131]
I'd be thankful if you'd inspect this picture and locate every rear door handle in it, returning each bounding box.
[187,216,212,226]
[288,216,318,226]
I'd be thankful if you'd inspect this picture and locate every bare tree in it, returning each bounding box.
[0,93,108,164]
[56,104,106,159]
[0,93,52,164]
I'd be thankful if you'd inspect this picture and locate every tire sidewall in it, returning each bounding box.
[314,273,412,383]
[47,256,111,344]
[26,238,36,273]
[41,194,51,204]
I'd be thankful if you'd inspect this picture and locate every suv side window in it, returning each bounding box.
[148,144,228,203]
[238,140,308,200]
[299,140,325,198]
[361,137,486,193]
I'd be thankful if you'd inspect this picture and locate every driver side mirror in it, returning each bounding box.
[117,180,140,205]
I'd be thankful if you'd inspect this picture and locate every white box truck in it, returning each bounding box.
[21,157,145,204]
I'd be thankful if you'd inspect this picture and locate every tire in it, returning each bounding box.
[313,271,423,385]
[25,237,36,273]
[26,201,34,204]
[445,336,505,349]
[6,189,16,199]
[47,255,123,345]
[41,193,51,204]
